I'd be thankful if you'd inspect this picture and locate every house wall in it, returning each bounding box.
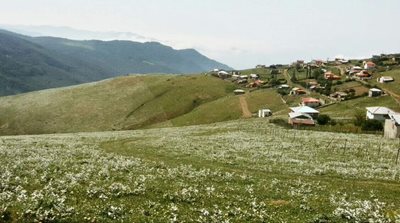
[366,112,388,121]
[384,119,400,139]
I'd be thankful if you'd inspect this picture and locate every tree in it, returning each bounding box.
[353,110,365,126]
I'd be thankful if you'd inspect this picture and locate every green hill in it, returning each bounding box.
[0,75,287,135]
[0,29,232,96]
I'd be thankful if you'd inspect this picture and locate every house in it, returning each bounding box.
[356,70,372,79]
[218,71,231,79]
[324,71,341,80]
[289,87,307,95]
[234,89,245,95]
[384,112,400,139]
[288,112,315,126]
[330,91,349,101]
[258,109,272,118]
[278,84,290,89]
[368,88,383,97]
[239,75,248,79]
[349,66,363,75]
[366,107,393,121]
[256,65,267,69]
[290,106,320,119]
[249,74,259,79]
[364,61,376,70]
[247,80,264,88]
[301,97,321,108]
[378,76,394,83]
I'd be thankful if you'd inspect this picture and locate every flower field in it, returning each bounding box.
[1,119,399,222]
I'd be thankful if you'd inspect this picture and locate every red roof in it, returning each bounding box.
[302,97,320,103]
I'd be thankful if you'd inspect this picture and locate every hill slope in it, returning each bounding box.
[0,29,232,96]
[0,75,287,135]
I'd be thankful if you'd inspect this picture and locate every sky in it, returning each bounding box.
[1,0,400,69]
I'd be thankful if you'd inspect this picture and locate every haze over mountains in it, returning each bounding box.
[0,29,231,96]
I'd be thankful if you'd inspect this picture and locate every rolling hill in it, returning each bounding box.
[0,29,232,96]
[0,74,287,135]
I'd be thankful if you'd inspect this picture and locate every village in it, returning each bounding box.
[209,53,400,139]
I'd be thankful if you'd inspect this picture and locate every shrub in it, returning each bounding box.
[361,120,383,131]
[317,115,332,125]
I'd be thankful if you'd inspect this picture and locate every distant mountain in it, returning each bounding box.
[0,29,232,95]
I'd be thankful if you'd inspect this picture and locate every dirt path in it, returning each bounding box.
[239,96,252,118]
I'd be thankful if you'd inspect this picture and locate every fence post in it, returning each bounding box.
[396,148,400,165]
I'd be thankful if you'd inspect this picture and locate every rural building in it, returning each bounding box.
[384,113,400,139]
[218,71,231,79]
[301,97,321,108]
[234,89,245,95]
[288,112,315,126]
[324,71,341,80]
[290,106,320,119]
[330,91,348,101]
[289,87,307,95]
[250,74,259,79]
[378,76,394,83]
[356,70,372,79]
[278,84,290,89]
[368,88,383,97]
[258,109,272,118]
[364,61,376,70]
[366,107,393,121]
[349,66,363,75]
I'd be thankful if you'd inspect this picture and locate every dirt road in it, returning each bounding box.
[239,96,252,118]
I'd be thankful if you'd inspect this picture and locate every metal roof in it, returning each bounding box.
[290,106,320,114]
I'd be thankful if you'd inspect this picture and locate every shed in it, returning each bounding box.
[378,76,394,83]
[258,109,272,118]
[368,88,383,97]
[234,89,245,95]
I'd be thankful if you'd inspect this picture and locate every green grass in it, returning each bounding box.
[320,95,400,118]
[0,75,240,135]
[375,68,400,95]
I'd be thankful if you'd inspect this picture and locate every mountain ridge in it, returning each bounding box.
[0,29,232,96]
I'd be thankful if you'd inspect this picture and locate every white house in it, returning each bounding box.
[258,109,272,118]
[378,76,394,83]
[288,112,315,126]
[290,106,320,118]
[234,89,245,95]
[368,88,383,97]
[366,107,393,121]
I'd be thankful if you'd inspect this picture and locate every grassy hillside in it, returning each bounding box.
[0,75,288,135]
[1,119,399,222]
[320,95,400,118]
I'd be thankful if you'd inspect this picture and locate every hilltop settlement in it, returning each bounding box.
[209,53,400,138]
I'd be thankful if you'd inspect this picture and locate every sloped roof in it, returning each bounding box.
[290,106,320,114]
[289,112,313,119]
[366,107,393,115]
[302,97,320,103]
[369,88,382,92]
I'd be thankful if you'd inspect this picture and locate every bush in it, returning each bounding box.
[361,120,383,131]
[317,115,331,125]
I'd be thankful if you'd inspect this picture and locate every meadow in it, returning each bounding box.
[1,119,399,222]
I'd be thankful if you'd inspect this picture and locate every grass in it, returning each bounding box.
[320,95,400,118]
[0,75,240,135]
[1,119,399,222]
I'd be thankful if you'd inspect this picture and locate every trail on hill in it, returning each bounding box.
[239,96,252,118]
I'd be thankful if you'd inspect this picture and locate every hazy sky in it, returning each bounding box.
[1,0,400,69]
